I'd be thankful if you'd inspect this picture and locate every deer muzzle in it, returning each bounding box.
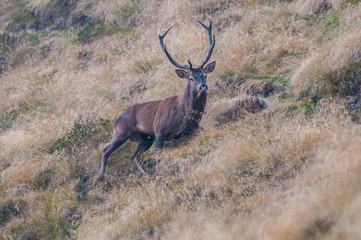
[198,83,208,92]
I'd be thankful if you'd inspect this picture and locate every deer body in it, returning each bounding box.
[93,18,215,185]
[119,81,206,140]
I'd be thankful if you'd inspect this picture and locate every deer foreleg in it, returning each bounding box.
[131,138,154,175]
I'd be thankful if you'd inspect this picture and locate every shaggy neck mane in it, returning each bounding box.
[181,81,207,129]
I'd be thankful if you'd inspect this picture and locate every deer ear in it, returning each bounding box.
[203,61,216,74]
[175,69,189,79]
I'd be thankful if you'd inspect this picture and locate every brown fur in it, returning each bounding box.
[115,85,206,142]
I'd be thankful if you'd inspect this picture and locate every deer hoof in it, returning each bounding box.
[93,175,103,186]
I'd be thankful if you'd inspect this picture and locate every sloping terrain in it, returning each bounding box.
[1,0,361,239]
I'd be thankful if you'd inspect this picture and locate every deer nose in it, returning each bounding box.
[198,83,208,92]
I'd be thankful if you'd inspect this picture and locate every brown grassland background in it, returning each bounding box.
[1,0,361,239]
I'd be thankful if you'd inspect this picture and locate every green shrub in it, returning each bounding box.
[48,118,112,154]
[289,99,316,119]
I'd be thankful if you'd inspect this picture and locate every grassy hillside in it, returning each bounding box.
[1,0,361,239]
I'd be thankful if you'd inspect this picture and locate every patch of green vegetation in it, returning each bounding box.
[299,100,316,118]
[49,118,112,154]
[135,61,158,74]
[217,70,288,97]
[317,10,340,42]
[40,44,51,52]
[219,69,237,81]
[295,14,317,24]
[219,70,289,86]
[39,42,53,58]
[290,99,316,119]
[321,10,340,28]
[127,82,148,98]
[279,92,295,100]
[76,20,134,44]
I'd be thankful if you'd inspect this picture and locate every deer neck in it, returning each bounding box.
[182,82,207,127]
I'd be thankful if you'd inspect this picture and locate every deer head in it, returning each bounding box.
[159,17,216,93]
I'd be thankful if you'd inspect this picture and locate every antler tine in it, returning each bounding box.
[192,17,216,69]
[188,59,193,69]
[159,24,190,70]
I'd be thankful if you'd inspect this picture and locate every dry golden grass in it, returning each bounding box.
[161,125,361,240]
[291,25,361,97]
[1,0,361,239]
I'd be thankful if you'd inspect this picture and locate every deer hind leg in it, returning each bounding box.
[93,133,129,186]
[155,133,165,172]
[131,136,154,175]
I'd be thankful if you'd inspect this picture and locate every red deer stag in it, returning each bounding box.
[93,18,216,186]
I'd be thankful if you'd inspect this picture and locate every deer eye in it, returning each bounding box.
[189,77,195,82]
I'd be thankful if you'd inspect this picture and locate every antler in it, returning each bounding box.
[159,24,191,70]
[159,18,215,70]
[193,17,215,69]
